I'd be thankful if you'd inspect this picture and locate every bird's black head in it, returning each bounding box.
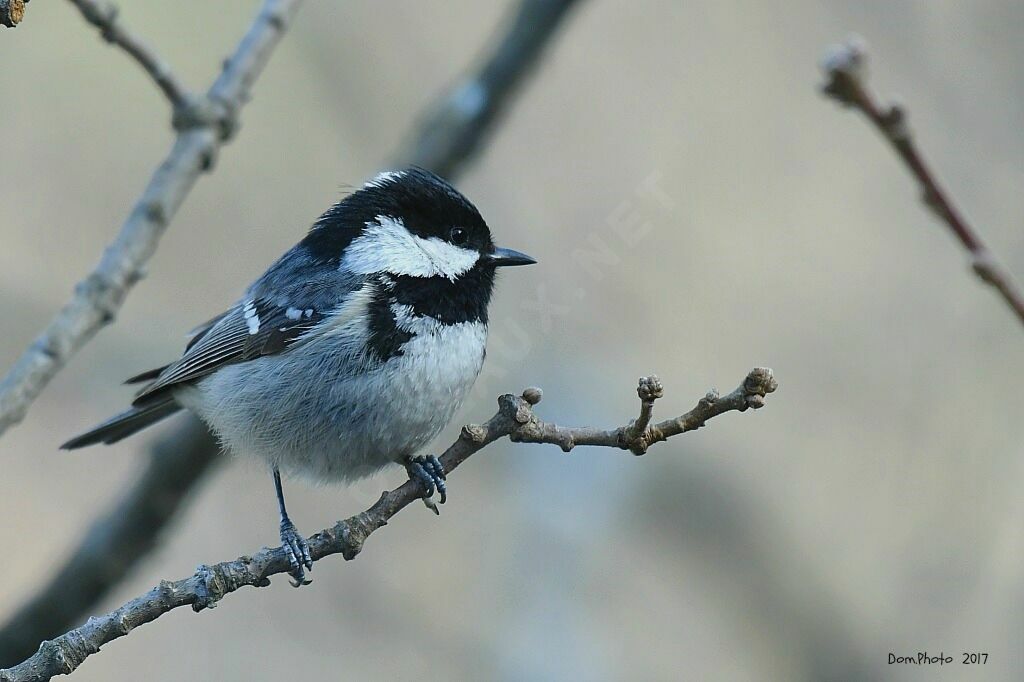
[301,168,535,328]
[302,167,535,278]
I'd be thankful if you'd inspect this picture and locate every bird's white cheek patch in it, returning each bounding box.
[414,234,481,280]
[342,215,479,280]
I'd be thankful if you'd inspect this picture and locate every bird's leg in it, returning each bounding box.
[405,455,447,511]
[274,467,313,587]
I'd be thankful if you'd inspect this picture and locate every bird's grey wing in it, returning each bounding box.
[185,310,231,349]
[131,299,327,406]
[123,311,229,385]
[132,246,369,404]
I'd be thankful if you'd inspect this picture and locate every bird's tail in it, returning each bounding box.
[61,396,182,449]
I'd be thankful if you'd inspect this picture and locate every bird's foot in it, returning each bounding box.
[406,455,447,511]
[279,517,313,587]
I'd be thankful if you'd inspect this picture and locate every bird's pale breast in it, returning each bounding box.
[176,318,487,483]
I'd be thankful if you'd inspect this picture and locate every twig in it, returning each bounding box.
[398,0,584,176]
[0,0,589,657]
[820,35,1024,328]
[66,0,189,107]
[0,0,303,438]
[0,0,25,28]
[0,419,218,668]
[0,370,777,682]
[621,375,663,453]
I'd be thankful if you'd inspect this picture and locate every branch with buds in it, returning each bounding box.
[0,369,777,682]
[820,35,1024,328]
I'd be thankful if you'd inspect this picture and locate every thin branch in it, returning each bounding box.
[398,0,584,176]
[0,370,777,682]
[0,0,304,439]
[66,0,190,108]
[0,419,218,668]
[0,0,589,657]
[820,35,1024,328]
[0,0,26,28]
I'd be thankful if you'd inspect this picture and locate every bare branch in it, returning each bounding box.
[820,35,1024,328]
[0,0,26,28]
[66,0,190,108]
[0,0,589,655]
[0,420,218,668]
[510,368,777,454]
[398,0,584,176]
[0,0,304,438]
[0,370,777,682]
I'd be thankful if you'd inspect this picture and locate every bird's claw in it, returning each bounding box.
[407,455,447,506]
[279,517,313,587]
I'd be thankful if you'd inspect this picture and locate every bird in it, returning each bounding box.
[62,167,536,586]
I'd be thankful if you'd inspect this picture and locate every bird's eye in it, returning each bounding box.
[449,227,468,245]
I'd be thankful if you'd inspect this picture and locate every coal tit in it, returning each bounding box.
[62,167,536,585]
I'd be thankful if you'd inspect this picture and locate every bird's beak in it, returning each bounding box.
[486,246,537,267]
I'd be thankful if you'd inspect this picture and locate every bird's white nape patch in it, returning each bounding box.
[242,300,260,335]
[342,215,480,280]
[363,170,407,189]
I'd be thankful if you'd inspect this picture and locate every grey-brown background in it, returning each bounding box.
[3,1,1023,680]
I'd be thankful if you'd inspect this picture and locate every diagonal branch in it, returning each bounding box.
[0,420,218,668]
[0,369,777,682]
[820,35,1024,328]
[397,0,584,176]
[0,0,590,663]
[66,0,190,108]
[0,0,304,439]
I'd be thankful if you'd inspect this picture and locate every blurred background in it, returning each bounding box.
[3,1,1024,680]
